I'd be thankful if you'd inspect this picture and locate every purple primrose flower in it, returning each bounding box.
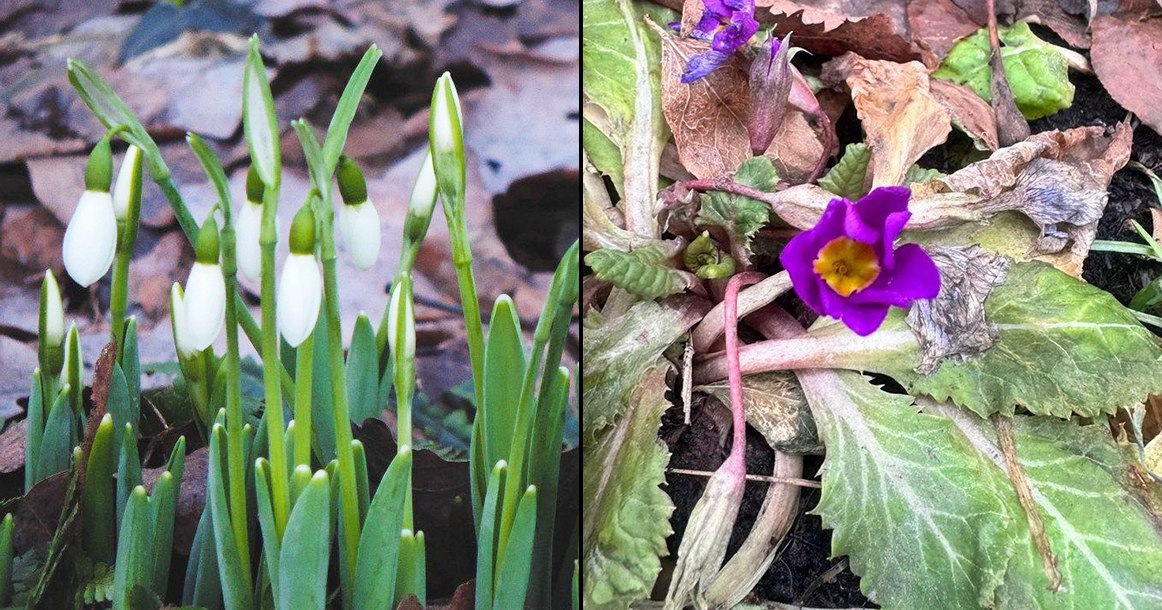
[681,0,760,83]
[779,186,940,336]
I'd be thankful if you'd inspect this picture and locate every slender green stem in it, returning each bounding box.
[393,276,416,529]
[446,210,485,410]
[157,175,297,402]
[218,195,251,572]
[109,240,131,351]
[259,184,290,536]
[319,194,363,588]
[375,244,419,360]
[294,334,314,468]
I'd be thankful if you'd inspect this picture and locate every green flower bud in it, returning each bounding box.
[195,217,221,265]
[246,165,265,204]
[289,204,317,255]
[84,136,114,192]
[336,155,369,205]
[39,270,65,376]
[684,231,736,279]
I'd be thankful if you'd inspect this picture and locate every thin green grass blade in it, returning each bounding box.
[116,423,142,526]
[25,370,44,492]
[37,385,73,484]
[83,415,117,563]
[208,425,254,610]
[527,367,570,607]
[255,459,281,603]
[111,486,151,610]
[322,46,383,174]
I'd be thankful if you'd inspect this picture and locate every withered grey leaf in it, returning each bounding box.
[663,463,744,610]
[906,245,1011,374]
[698,373,821,454]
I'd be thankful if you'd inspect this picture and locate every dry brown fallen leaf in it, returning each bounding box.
[821,53,952,187]
[929,79,999,151]
[904,0,984,67]
[757,0,921,62]
[652,25,824,182]
[1091,14,1162,137]
[0,205,65,280]
[129,232,193,321]
[764,124,1132,276]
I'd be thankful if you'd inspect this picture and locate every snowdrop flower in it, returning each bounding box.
[277,205,322,347]
[387,279,415,363]
[62,138,117,287]
[336,155,381,270]
[236,166,265,281]
[111,145,143,221]
[169,283,198,360]
[429,73,465,202]
[404,151,438,245]
[38,270,65,375]
[182,218,226,351]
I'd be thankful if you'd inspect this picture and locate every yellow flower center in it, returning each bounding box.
[813,237,880,297]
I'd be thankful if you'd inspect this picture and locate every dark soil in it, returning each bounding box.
[658,42,1162,609]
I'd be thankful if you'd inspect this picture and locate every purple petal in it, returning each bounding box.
[681,49,733,83]
[779,200,848,315]
[703,0,732,16]
[849,244,941,308]
[878,210,911,269]
[839,302,892,336]
[853,186,910,235]
[711,13,759,53]
[691,13,722,40]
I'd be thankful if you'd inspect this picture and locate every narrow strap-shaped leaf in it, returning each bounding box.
[475,460,507,610]
[242,36,281,187]
[24,371,44,492]
[310,309,336,462]
[291,119,327,194]
[254,459,281,603]
[83,415,117,563]
[278,470,331,610]
[346,313,380,423]
[493,486,539,610]
[187,133,233,210]
[393,531,417,608]
[289,463,312,506]
[322,45,382,174]
[352,448,412,610]
[107,363,131,456]
[112,486,152,610]
[66,59,167,180]
[182,506,222,609]
[37,385,73,484]
[208,425,254,610]
[0,514,12,606]
[482,295,526,476]
[116,423,142,527]
[469,417,486,531]
[149,436,186,596]
[121,319,141,424]
[352,440,370,520]
[527,367,571,607]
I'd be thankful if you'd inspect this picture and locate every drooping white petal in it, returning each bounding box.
[62,190,118,287]
[183,262,226,351]
[277,253,322,347]
[339,200,382,270]
[235,200,263,280]
[42,270,65,347]
[112,145,142,220]
[170,283,198,359]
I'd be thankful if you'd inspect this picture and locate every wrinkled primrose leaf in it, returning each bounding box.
[585,244,694,300]
[933,22,1074,120]
[818,143,871,201]
[696,156,776,263]
[807,371,1162,610]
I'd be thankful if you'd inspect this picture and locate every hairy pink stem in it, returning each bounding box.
[724,272,765,469]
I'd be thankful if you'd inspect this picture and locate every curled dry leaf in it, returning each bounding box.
[905,246,1010,374]
[1091,15,1162,136]
[652,23,824,182]
[821,53,952,187]
[930,78,998,150]
[757,0,921,62]
[904,0,983,67]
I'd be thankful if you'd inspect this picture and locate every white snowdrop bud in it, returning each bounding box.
[182,218,226,351]
[111,145,142,221]
[277,206,321,347]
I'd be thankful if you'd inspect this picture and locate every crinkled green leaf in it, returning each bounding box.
[882,262,1162,418]
[933,22,1074,120]
[904,164,944,185]
[584,246,692,300]
[583,300,701,434]
[582,366,673,610]
[818,143,870,200]
[930,402,1162,609]
[696,157,775,258]
[810,370,1162,609]
[811,371,1019,609]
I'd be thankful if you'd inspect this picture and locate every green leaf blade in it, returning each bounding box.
[278,471,332,610]
[242,36,281,187]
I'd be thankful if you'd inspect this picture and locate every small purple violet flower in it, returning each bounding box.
[681,0,760,83]
[779,186,940,336]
